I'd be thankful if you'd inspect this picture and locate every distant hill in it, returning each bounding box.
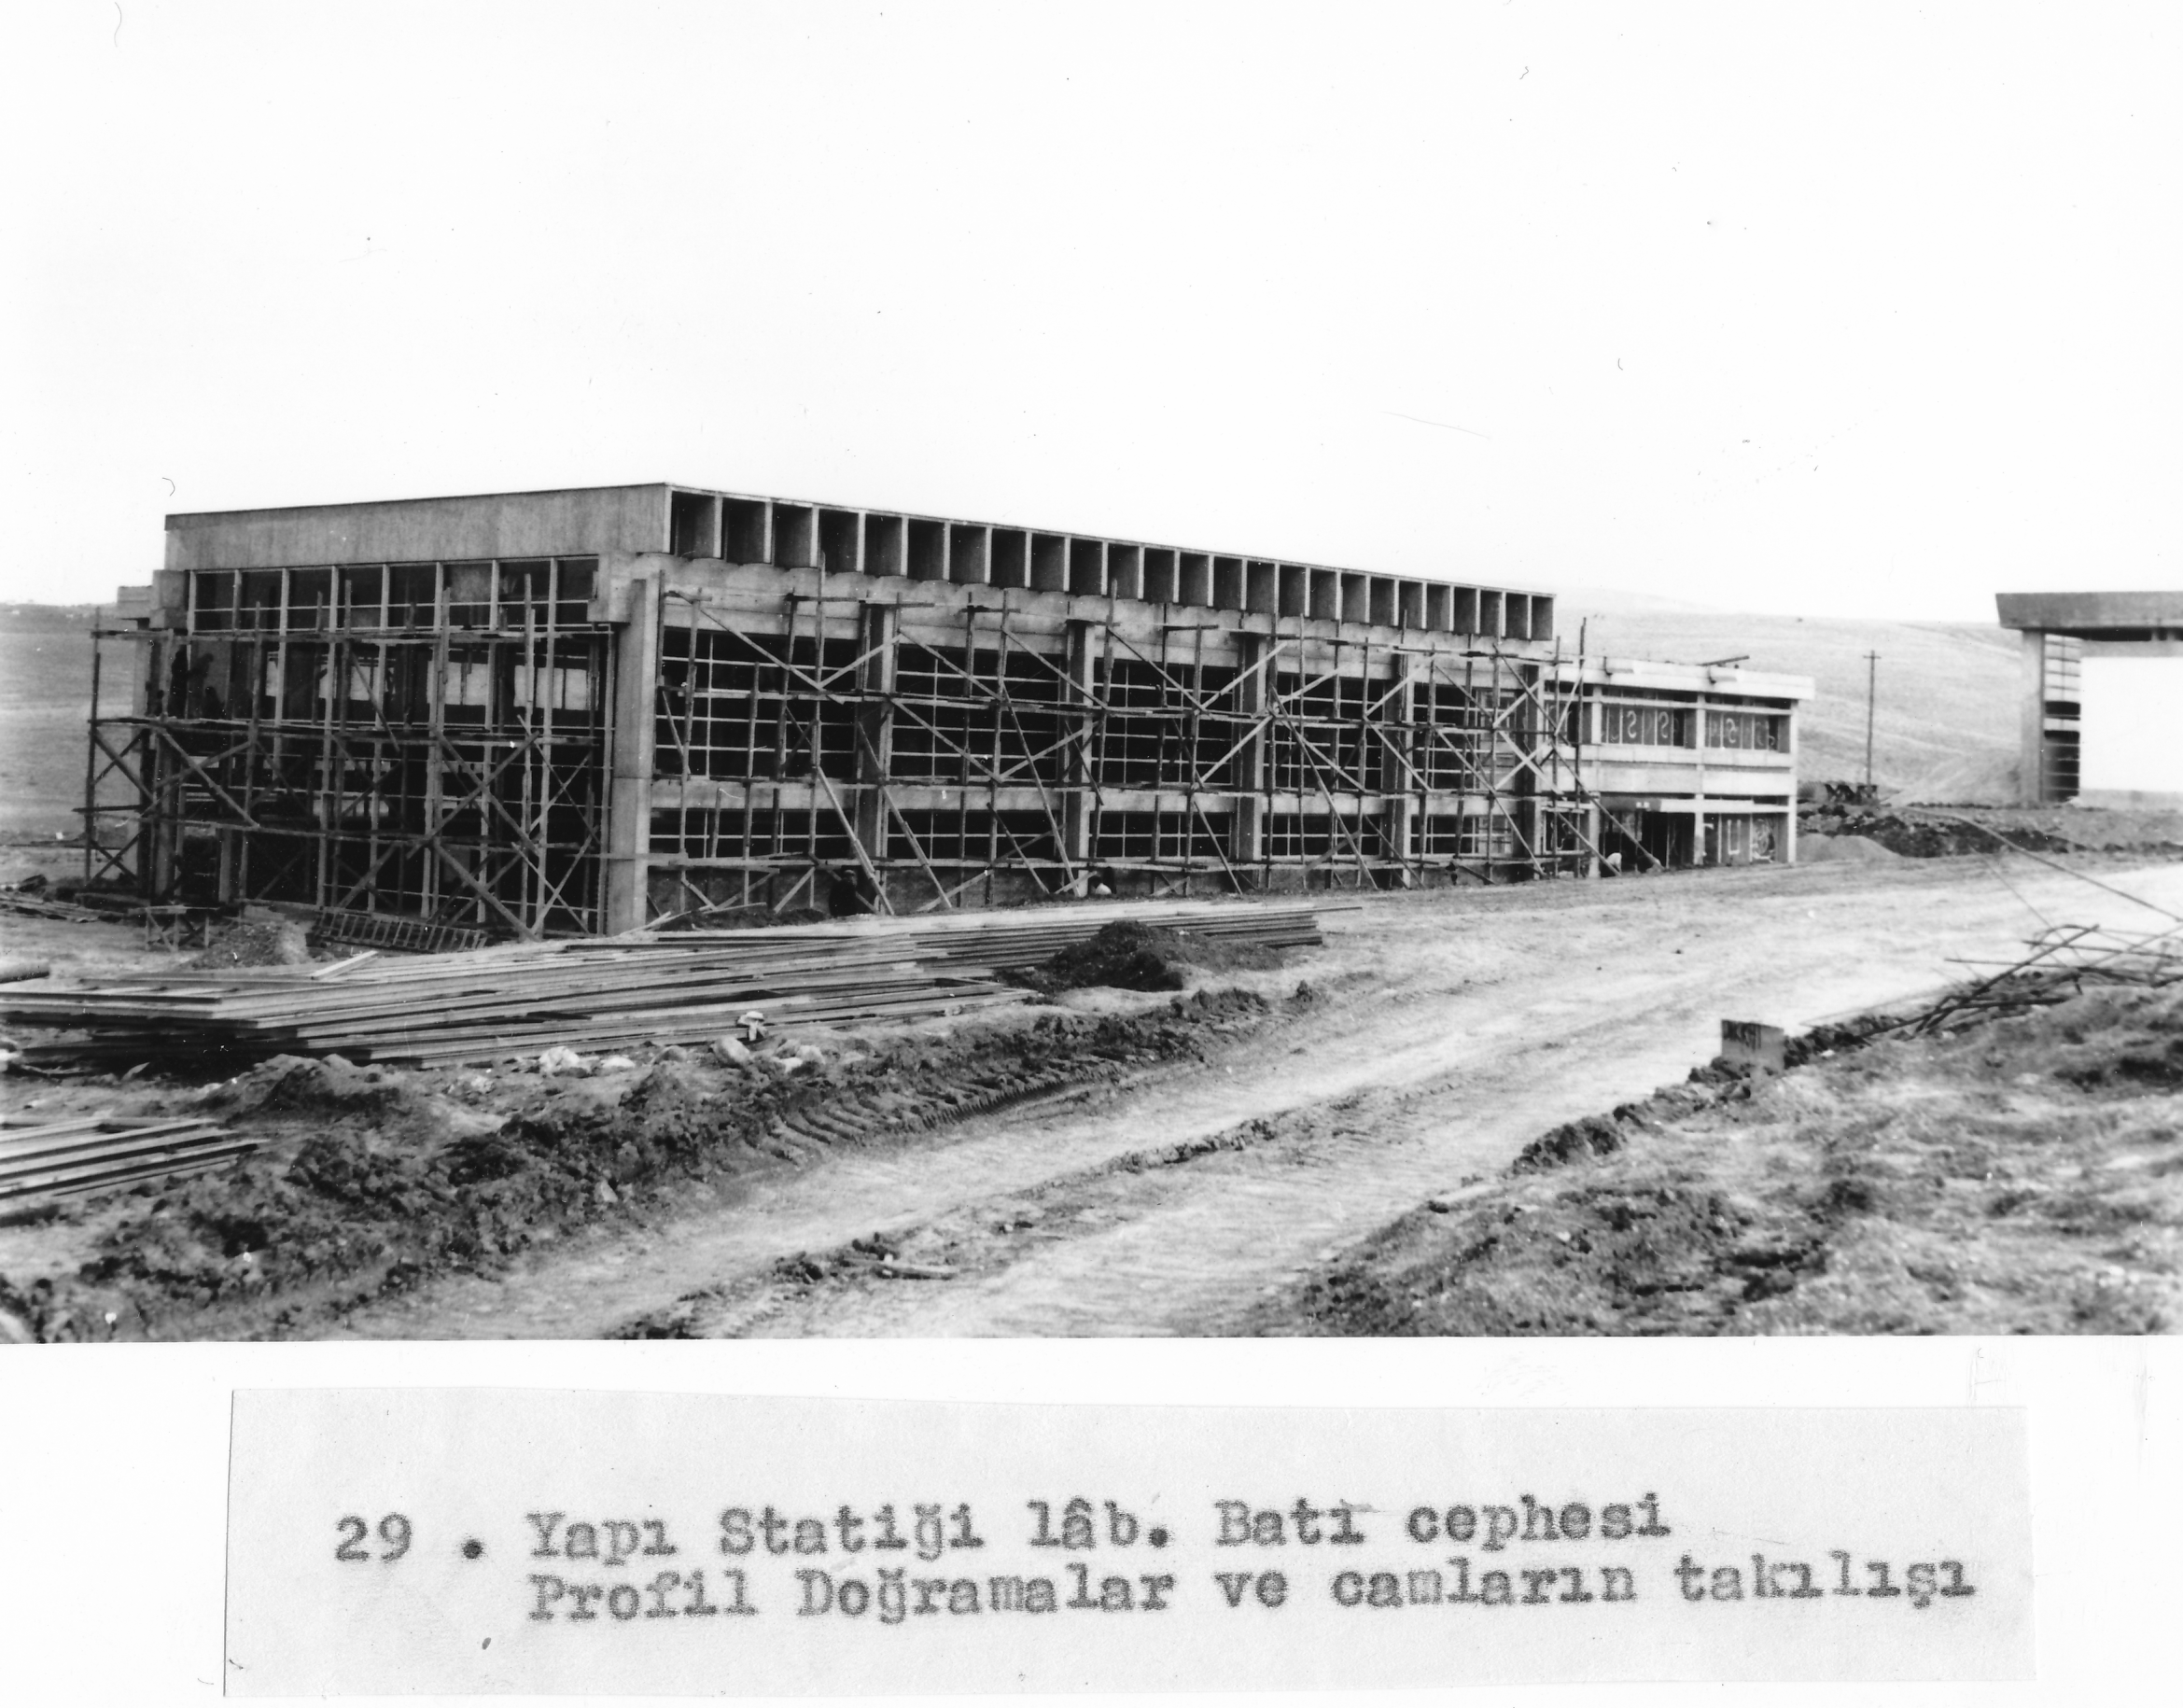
[1546,583,1727,616]
[0,603,107,635]
[1551,596,2018,804]
[0,609,138,838]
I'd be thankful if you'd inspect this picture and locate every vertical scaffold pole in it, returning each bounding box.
[81,612,103,889]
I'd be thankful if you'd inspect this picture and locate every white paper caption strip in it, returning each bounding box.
[224,1392,2031,1696]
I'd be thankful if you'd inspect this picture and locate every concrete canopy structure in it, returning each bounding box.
[93,483,1812,937]
[1996,593,2183,805]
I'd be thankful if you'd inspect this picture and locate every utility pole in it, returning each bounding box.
[1863,651,1880,796]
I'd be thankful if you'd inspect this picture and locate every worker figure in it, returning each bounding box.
[1602,849,1624,876]
[825,865,878,917]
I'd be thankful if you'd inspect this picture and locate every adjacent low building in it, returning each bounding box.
[95,483,1812,936]
[1996,592,2183,805]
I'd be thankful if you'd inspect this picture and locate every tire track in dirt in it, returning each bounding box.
[610,963,1767,1337]
[329,994,1311,1340]
[613,860,2183,1338]
[335,859,2183,1338]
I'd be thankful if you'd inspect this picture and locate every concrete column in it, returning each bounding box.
[1508,664,1541,875]
[1228,631,1268,872]
[1059,619,1097,878]
[1383,651,1420,874]
[2019,628,2048,805]
[143,629,180,900]
[853,600,898,859]
[602,576,658,933]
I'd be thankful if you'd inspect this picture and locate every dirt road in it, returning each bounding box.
[327,854,2183,1338]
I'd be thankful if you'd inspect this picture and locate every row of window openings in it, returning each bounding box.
[173,779,598,818]
[172,837,599,921]
[654,667,1525,783]
[1702,817,1784,863]
[678,633,1787,715]
[161,750,601,812]
[1593,705,1787,751]
[649,807,1551,863]
[672,640,1522,721]
[189,562,597,631]
[161,643,601,722]
[170,794,604,848]
[666,644,1783,756]
[652,704,1505,790]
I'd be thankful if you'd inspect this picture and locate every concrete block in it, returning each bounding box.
[1720,1019,1786,1072]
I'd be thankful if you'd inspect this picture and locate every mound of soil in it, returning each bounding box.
[1511,1113,1628,1171]
[2,986,1276,1339]
[1013,921,1191,993]
[1008,920,1290,995]
[196,1053,455,1142]
[1799,810,2078,859]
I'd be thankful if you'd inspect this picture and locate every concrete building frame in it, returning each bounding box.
[91,483,1811,937]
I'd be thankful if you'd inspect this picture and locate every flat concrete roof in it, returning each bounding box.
[165,482,1558,599]
[1995,591,2183,635]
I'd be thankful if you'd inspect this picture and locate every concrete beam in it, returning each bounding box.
[1997,591,2183,634]
[165,485,674,570]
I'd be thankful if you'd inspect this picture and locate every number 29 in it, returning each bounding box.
[335,1514,412,1561]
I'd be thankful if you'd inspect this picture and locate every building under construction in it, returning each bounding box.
[91,483,1811,938]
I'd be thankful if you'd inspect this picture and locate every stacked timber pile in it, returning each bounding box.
[0,900,1327,1072]
[634,897,1332,972]
[0,1112,254,1210]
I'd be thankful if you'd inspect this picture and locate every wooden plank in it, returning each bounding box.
[19,1145,261,1200]
[0,1135,260,1195]
[0,898,1327,1066]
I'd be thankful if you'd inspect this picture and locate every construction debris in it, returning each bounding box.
[0,887,102,924]
[1879,922,2183,1038]
[0,899,1326,1072]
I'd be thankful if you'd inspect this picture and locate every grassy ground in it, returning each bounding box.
[1268,986,2183,1336]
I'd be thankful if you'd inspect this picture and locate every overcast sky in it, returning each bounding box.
[3,2,2176,619]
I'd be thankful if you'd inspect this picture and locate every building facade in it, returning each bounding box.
[1996,592,2183,805]
[93,483,1810,936]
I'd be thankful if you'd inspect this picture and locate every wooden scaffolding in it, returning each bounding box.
[84,558,613,938]
[643,584,1601,922]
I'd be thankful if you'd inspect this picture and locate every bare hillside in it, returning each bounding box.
[0,609,125,840]
[1557,599,2018,802]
